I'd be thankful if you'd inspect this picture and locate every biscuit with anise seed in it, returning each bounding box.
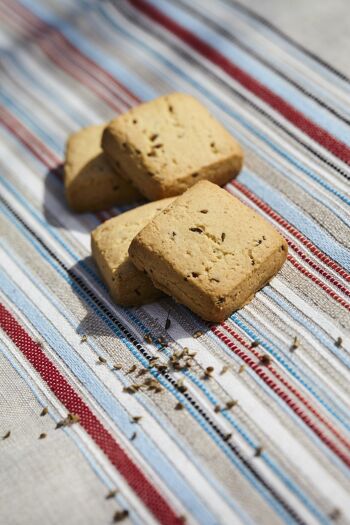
[129,181,287,321]
[91,198,174,306]
[102,93,243,200]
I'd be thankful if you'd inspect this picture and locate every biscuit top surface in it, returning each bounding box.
[65,124,105,184]
[132,181,287,296]
[105,93,241,184]
[92,198,174,275]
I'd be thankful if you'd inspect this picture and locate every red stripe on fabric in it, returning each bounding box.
[7,0,139,107]
[0,105,59,167]
[287,254,350,311]
[221,322,350,452]
[1,4,126,113]
[129,0,350,165]
[211,325,350,468]
[231,181,350,283]
[0,302,183,525]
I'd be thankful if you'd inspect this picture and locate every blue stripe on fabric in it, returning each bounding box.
[260,288,350,370]
[0,201,343,521]
[239,170,350,271]
[0,267,223,525]
[18,0,154,102]
[231,313,350,428]
[2,53,90,129]
[204,326,350,481]
[7,0,350,215]
[0,89,62,154]
[235,314,350,431]
[2,240,254,524]
[0,344,142,525]
[140,0,350,145]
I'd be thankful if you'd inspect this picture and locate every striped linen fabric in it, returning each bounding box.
[0,0,349,524]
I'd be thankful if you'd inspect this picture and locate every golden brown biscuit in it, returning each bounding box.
[129,181,288,321]
[64,125,141,212]
[102,93,243,200]
[91,198,174,306]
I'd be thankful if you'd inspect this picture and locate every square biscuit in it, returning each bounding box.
[64,125,141,213]
[91,198,174,306]
[102,93,243,200]
[129,181,288,322]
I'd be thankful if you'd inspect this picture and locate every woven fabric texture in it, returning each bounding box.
[0,1,349,524]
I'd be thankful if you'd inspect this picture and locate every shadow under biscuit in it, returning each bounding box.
[67,256,115,338]
[43,164,91,233]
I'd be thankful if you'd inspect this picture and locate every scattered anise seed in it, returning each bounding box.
[113,364,122,370]
[259,354,271,366]
[193,331,203,338]
[221,233,226,242]
[214,405,221,413]
[238,365,246,374]
[56,413,80,428]
[251,340,260,348]
[39,433,47,439]
[254,446,263,457]
[80,335,87,343]
[137,368,148,377]
[156,364,168,372]
[179,515,187,523]
[329,508,341,521]
[144,335,152,344]
[105,489,118,499]
[220,365,229,375]
[130,432,137,441]
[132,416,142,423]
[291,336,300,350]
[165,317,171,330]
[98,356,107,364]
[123,386,137,394]
[113,509,129,522]
[126,364,137,374]
[155,386,163,393]
[157,337,166,345]
[335,337,342,348]
[2,431,11,440]
[203,366,214,379]
[175,402,183,410]
[40,407,48,417]
[223,432,232,442]
[225,400,237,409]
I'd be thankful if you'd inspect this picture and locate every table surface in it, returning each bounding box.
[0,1,349,524]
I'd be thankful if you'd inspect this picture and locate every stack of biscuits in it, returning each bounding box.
[64,93,287,322]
